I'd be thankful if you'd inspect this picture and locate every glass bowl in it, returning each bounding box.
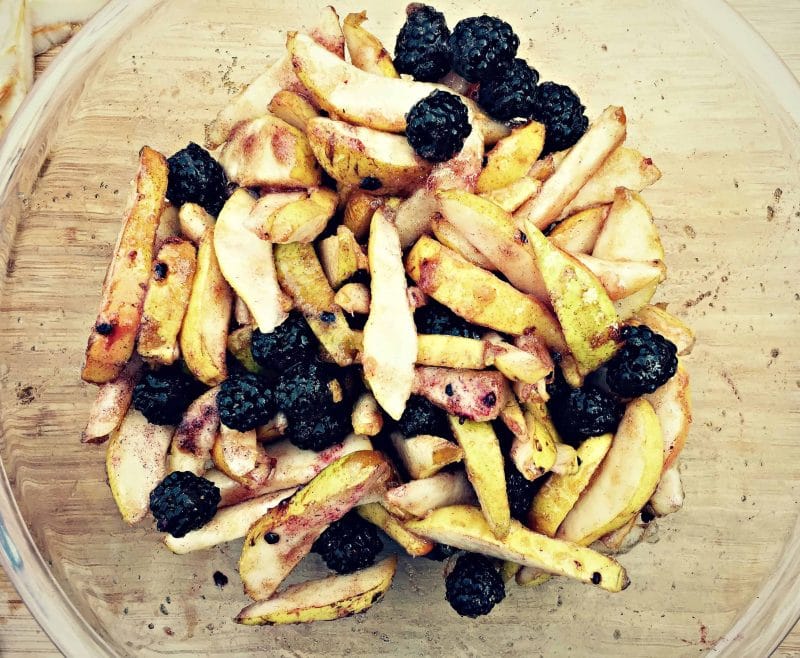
[1,1,799,655]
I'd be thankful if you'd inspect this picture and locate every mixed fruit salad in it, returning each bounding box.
[81,5,694,624]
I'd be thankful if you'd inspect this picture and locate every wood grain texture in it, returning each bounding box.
[0,1,799,656]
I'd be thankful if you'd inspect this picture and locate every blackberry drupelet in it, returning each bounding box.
[415,299,483,340]
[251,311,317,371]
[605,325,678,397]
[274,359,347,420]
[449,15,519,83]
[530,81,589,154]
[445,553,505,617]
[284,405,352,451]
[405,90,472,162]
[424,543,460,561]
[133,364,201,426]
[506,466,540,522]
[166,142,229,216]
[217,372,275,431]
[394,4,452,82]
[477,58,539,121]
[547,384,623,446]
[312,512,383,574]
[149,471,221,538]
[396,394,450,438]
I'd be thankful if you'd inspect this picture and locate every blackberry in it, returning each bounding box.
[166,142,229,216]
[284,405,352,451]
[312,512,383,574]
[406,90,472,162]
[274,359,348,420]
[394,4,452,82]
[477,58,539,121]
[396,394,449,438]
[605,325,678,397]
[424,543,460,561]
[547,384,623,446]
[506,466,540,522]
[415,299,483,340]
[149,471,221,538]
[217,372,274,431]
[449,15,519,83]
[445,553,505,617]
[133,364,201,425]
[530,82,589,154]
[251,312,317,371]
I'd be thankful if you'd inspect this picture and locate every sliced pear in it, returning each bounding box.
[268,90,320,132]
[572,253,666,302]
[549,206,609,254]
[613,283,658,321]
[649,463,684,516]
[430,216,497,271]
[557,399,664,545]
[319,225,368,289]
[211,424,268,486]
[406,237,567,352]
[509,407,557,481]
[515,567,552,588]
[167,387,220,476]
[357,503,433,556]
[448,419,510,539]
[164,490,296,554]
[427,119,484,191]
[476,122,545,193]
[631,305,696,355]
[180,227,233,386]
[484,335,553,385]
[239,450,391,600]
[363,208,417,420]
[351,393,383,437]
[106,409,174,524]
[259,187,338,244]
[389,432,464,480]
[643,361,691,471]
[593,513,659,555]
[343,191,384,240]
[395,189,439,249]
[413,367,506,422]
[82,355,142,444]
[307,117,432,194]
[593,188,664,261]
[382,471,476,520]
[226,325,261,374]
[335,282,371,315]
[416,334,486,370]
[529,434,613,537]
[154,203,181,242]
[480,177,541,213]
[178,203,214,244]
[407,506,629,592]
[218,115,321,189]
[524,226,619,374]
[0,0,32,133]
[236,556,397,626]
[82,147,168,383]
[287,32,509,144]
[552,443,579,476]
[343,11,398,78]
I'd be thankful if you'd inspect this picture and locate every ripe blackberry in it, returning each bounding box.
[217,372,274,431]
[396,394,450,438]
[530,82,589,154]
[424,543,460,561]
[445,553,505,617]
[284,405,352,451]
[547,384,623,446]
[605,325,678,397]
[133,364,201,426]
[415,299,483,340]
[274,359,348,420]
[506,466,540,522]
[149,471,221,538]
[394,4,452,83]
[449,15,519,83]
[251,312,317,371]
[477,58,539,121]
[312,512,383,574]
[406,90,472,162]
[166,142,229,216]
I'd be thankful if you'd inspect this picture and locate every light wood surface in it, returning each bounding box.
[0,1,798,655]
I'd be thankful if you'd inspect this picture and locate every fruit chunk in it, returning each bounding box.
[343,191,384,240]
[430,216,497,271]
[592,188,664,261]
[481,176,541,213]
[548,206,609,254]
[357,503,433,556]
[106,408,174,524]
[557,399,664,545]
[509,405,558,481]
[319,225,368,289]
[413,367,507,422]
[82,356,142,444]
[236,556,397,625]
[260,187,338,244]
[389,433,464,480]
[82,147,168,383]
[415,334,486,370]
[572,253,666,301]
[351,393,383,437]
[267,90,320,131]
[476,122,545,193]
[342,11,398,78]
[448,418,510,539]
[335,283,371,315]
[211,424,268,486]
[383,471,476,520]
[177,203,214,244]
[643,361,692,470]
[407,506,629,593]
[167,387,220,475]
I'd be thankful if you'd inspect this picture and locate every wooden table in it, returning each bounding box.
[0,1,798,655]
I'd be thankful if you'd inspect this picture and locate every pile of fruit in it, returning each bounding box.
[81,5,694,625]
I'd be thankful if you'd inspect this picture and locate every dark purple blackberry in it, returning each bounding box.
[406,90,472,162]
[312,512,383,574]
[605,325,678,397]
[284,405,352,451]
[445,553,505,617]
[396,394,449,438]
[217,372,274,431]
[394,4,452,83]
[506,466,540,522]
[449,15,519,83]
[251,311,317,371]
[274,359,348,420]
[133,364,202,426]
[547,384,623,446]
[477,58,539,121]
[166,142,229,216]
[530,82,589,154]
[424,543,460,561]
[149,471,221,538]
[415,299,483,340]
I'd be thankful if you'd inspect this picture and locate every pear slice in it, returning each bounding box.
[643,361,692,471]
[509,406,557,481]
[106,409,174,524]
[267,90,320,132]
[260,187,338,244]
[430,216,497,271]
[415,334,486,370]
[389,433,464,480]
[239,450,391,600]
[524,225,619,374]
[557,399,664,545]
[593,187,665,261]
[177,203,214,245]
[319,225,368,289]
[649,463,684,517]
[613,283,658,321]
[351,393,383,437]
[484,334,553,385]
[342,11,398,78]
[211,424,269,486]
[167,387,220,476]
[476,121,545,193]
[335,282,371,315]
[357,503,434,556]
[382,471,476,520]
[448,418,510,539]
[480,177,541,213]
[236,556,397,626]
[407,506,629,593]
[572,253,666,301]
[82,355,142,444]
[413,367,506,422]
[549,206,610,254]
[631,305,696,356]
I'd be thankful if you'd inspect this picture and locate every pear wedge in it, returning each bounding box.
[82,355,142,444]
[413,367,506,422]
[383,471,476,520]
[643,361,692,470]
[389,433,464,480]
[480,177,541,213]
[351,394,383,437]
[357,503,434,556]
[167,387,220,476]
[267,90,320,131]
[572,253,666,301]
[593,187,665,261]
[549,206,609,254]
[177,203,214,245]
[342,11,398,78]
[476,121,545,193]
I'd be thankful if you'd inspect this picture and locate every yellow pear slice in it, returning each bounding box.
[267,90,320,132]
[167,387,220,475]
[82,355,142,444]
[643,361,692,470]
[357,503,433,556]
[389,432,464,480]
[480,176,541,213]
[593,187,665,261]
[476,121,545,192]
[649,464,684,517]
[572,253,666,301]
[342,12,398,78]
[631,305,696,355]
[549,206,609,254]
[382,471,476,520]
